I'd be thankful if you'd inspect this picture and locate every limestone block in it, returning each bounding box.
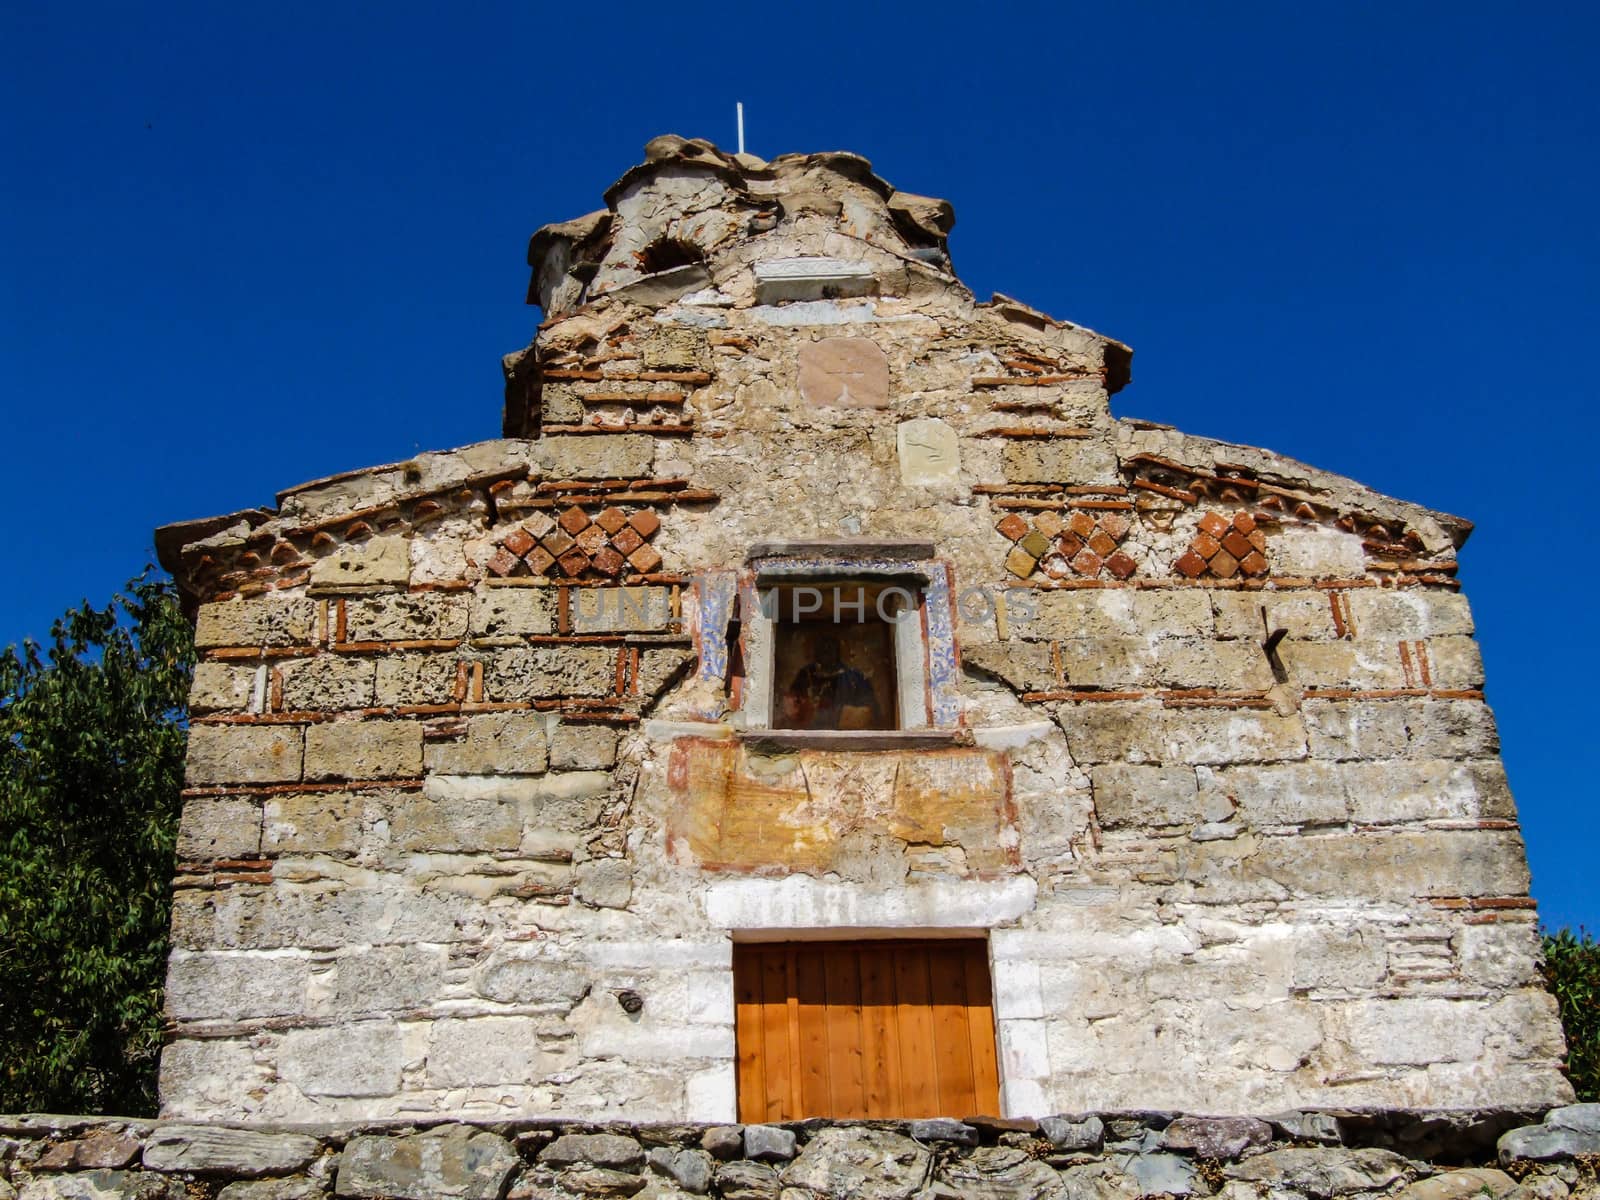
[425,771,611,832]
[1212,591,1340,640]
[165,950,310,1021]
[1001,439,1118,485]
[487,646,618,700]
[1154,639,1274,690]
[799,337,890,408]
[1347,590,1475,638]
[334,944,450,1013]
[1391,1170,1517,1200]
[1346,997,1491,1065]
[743,1127,796,1162]
[425,711,549,775]
[576,859,635,909]
[303,720,423,781]
[1280,641,1405,690]
[471,587,556,636]
[781,1128,930,1200]
[172,876,477,951]
[142,1126,320,1176]
[638,646,694,701]
[157,1037,259,1117]
[1239,829,1531,900]
[195,594,317,649]
[279,656,375,711]
[572,586,673,634]
[1289,928,1388,990]
[185,724,304,785]
[279,1021,402,1097]
[1270,526,1367,578]
[1016,589,1212,640]
[375,653,459,706]
[190,662,259,713]
[262,791,369,854]
[539,434,656,480]
[550,722,618,770]
[1059,703,1306,765]
[1196,763,1349,828]
[344,593,469,642]
[308,535,410,594]
[1459,924,1542,990]
[962,642,1056,691]
[1056,637,1157,688]
[1427,635,1485,688]
[337,1126,520,1200]
[1091,764,1198,829]
[426,1016,550,1088]
[1342,759,1511,824]
[897,418,960,485]
[177,797,263,860]
[217,1181,324,1200]
[1306,699,1498,762]
[387,792,521,853]
[474,947,589,1007]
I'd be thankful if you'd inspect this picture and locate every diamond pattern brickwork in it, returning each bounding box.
[1173,511,1269,580]
[996,510,1138,581]
[488,506,663,580]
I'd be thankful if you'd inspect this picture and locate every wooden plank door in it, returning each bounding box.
[733,939,1000,1121]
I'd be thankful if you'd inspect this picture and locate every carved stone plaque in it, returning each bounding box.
[798,337,890,408]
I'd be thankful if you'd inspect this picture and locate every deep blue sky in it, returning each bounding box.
[3,3,1595,930]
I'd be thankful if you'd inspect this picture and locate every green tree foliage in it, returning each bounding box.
[0,573,194,1115]
[1543,926,1599,1103]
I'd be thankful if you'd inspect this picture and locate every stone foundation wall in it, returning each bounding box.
[3,1108,1598,1200]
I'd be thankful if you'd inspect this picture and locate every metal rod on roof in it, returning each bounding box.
[737,102,745,155]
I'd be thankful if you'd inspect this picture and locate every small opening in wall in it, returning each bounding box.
[637,237,706,275]
[768,581,912,732]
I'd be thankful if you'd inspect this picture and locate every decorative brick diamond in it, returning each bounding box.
[489,503,666,581]
[558,506,591,534]
[996,505,1139,581]
[1173,511,1270,580]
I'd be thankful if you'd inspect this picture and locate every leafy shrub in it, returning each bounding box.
[0,573,193,1115]
[1542,926,1600,1103]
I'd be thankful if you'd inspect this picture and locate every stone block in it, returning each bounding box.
[743,1127,796,1163]
[16,1171,186,1199]
[572,586,673,633]
[1060,703,1306,765]
[335,944,449,1013]
[1154,639,1275,690]
[539,434,656,480]
[1280,641,1405,690]
[781,1128,929,1200]
[308,535,410,594]
[261,790,368,854]
[195,594,317,649]
[897,417,960,485]
[386,791,521,853]
[638,647,693,701]
[1345,998,1490,1066]
[177,797,263,860]
[1091,764,1198,829]
[142,1126,320,1177]
[218,1181,325,1200]
[1039,1116,1103,1152]
[1001,439,1118,485]
[542,1134,646,1170]
[190,661,259,713]
[1270,527,1367,578]
[1306,699,1498,762]
[1212,591,1340,640]
[474,948,589,1007]
[279,656,375,710]
[1239,829,1531,900]
[550,722,618,770]
[303,720,423,780]
[471,587,556,636]
[185,724,304,785]
[344,593,469,642]
[486,646,618,700]
[798,336,890,408]
[962,642,1056,691]
[1347,590,1475,638]
[1342,759,1503,824]
[424,771,611,832]
[1391,1170,1517,1200]
[1427,635,1485,689]
[279,1021,402,1098]
[427,1016,550,1088]
[424,711,549,775]
[1289,928,1387,990]
[1016,589,1212,640]
[1196,763,1349,828]
[1224,1148,1412,1195]
[337,1126,520,1200]
[165,950,309,1021]
[576,859,634,909]
[1056,637,1156,688]
[647,1147,714,1193]
[1459,924,1542,990]
[375,652,459,706]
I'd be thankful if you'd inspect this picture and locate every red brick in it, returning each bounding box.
[1104,551,1138,580]
[1239,550,1269,577]
[1191,533,1222,559]
[1071,548,1103,576]
[591,547,626,577]
[595,506,629,535]
[558,506,591,535]
[542,530,575,557]
[557,548,591,577]
[1067,511,1097,537]
[611,526,644,556]
[1232,512,1257,535]
[1210,549,1240,579]
[995,513,1029,542]
[1221,529,1254,560]
[1041,553,1073,579]
[502,528,536,558]
[487,546,520,577]
[1088,530,1118,558]
[1005,546,1039,579]
[1197,511,1230,538]
[627,544,663,573]
[1056,532,1084,557]
[525,546,556,576]
[575,525,610,555]
[1174,550,1208,578]
[1248,529,1269,553]
[628,509,661,539]
[1033,511,1065,538]
[1098,512,1131,541]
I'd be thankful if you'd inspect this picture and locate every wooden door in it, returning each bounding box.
[733,939,1000,1121]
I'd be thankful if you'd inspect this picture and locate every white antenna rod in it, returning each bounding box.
[736,102,746,155]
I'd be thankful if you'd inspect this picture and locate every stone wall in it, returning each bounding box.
[154,135,1573,1122]
[4,1108,1598,1200]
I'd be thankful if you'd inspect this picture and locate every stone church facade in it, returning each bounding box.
[155,136,1572,1123]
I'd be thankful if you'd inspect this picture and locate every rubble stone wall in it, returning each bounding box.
[4,1108,1599,1200]
[155,136,1572,1123]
